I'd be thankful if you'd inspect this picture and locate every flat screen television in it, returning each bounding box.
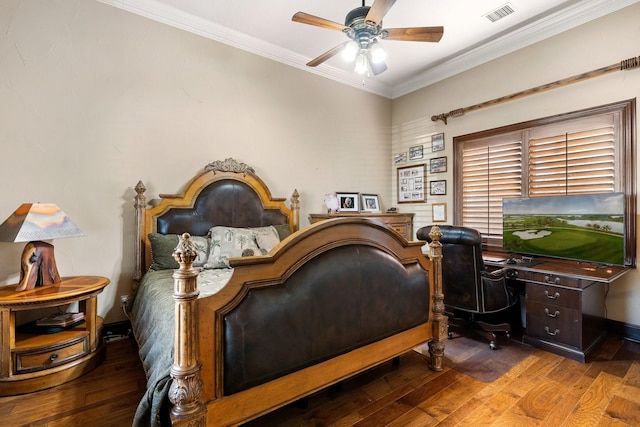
[502,193,625,266]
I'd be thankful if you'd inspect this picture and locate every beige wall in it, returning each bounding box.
[0,1,391,323]
[392,3,640,325]
[3,1,639,327]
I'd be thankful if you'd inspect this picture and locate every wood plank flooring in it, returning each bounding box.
[2,333,640,426]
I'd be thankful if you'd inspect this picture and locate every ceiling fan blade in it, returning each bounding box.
[382,26,444,42]
[365,0,397,26]
[292,12,349,32]
[306,42,349,67]
[367,54,388,76]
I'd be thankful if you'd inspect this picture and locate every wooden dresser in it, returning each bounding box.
[309,212,415,240]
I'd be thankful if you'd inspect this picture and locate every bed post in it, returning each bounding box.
[134,181,146,291]
[291,189,300,232]
[427,225,447,371]
[169,233,206,425]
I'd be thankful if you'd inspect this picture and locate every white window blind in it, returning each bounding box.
[461,141,522,239]
[529,126,615,196]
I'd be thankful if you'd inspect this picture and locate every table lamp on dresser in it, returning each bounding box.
[0,203,84,291]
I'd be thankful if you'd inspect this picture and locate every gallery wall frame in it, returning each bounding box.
[432,203,447,222]
[394,153,407,165]
[397,164,427,204]
[409,145,424,160]
[430,156,447,173]
[430,180,446,195]
[431,133,445,152]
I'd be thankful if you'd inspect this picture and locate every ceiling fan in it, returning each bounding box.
[292,0,444,76]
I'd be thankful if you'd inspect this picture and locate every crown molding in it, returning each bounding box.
[98,0,392,97]
[391,0,640,98]
[99,0,638,99]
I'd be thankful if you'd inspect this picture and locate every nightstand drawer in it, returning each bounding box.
[14,336,88,374]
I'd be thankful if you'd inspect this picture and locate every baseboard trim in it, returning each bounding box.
[606,319,640,343]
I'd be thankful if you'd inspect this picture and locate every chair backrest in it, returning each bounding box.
[417,225,486,313]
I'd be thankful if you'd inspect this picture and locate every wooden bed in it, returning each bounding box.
[130,158,446,426]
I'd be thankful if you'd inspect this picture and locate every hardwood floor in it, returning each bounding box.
[3,333,640,426]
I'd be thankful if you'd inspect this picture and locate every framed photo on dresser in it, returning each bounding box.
[336,192,359,212]
[361,194,381,212]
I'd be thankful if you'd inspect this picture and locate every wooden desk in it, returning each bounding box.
[309,213,414,240]
[484,254,629,362]
[0,276,109,395]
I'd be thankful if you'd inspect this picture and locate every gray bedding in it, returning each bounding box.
[130,269,232,427]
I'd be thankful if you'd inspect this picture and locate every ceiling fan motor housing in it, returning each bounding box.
[345,6,382,49]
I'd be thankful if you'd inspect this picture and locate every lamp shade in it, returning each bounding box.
[0,203,84,243]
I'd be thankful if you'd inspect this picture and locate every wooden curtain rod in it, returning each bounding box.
[431,54,640,125]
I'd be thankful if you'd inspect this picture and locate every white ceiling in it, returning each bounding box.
[99,0,639,99]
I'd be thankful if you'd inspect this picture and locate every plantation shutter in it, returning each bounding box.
[529,126,615,196]
[461,140,522,239]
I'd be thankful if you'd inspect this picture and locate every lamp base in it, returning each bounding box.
[16,241,61,292]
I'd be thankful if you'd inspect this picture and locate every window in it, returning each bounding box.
[454,100,636,265]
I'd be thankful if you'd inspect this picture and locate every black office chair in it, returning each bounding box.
[417,225,517,349]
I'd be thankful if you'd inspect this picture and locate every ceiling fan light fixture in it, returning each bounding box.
[369,40,386,64]
[354,51,369,74]
[342,40,359,61]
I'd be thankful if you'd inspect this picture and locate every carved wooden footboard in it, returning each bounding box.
[167,221,444,426]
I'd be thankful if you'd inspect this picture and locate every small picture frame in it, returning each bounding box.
[429,156,447,173]
[432,203,447,222]
[430,180,446,195]
[361,194,381,212]
[336,192,360,212]
[394,152,407,165]
[397,164,427,204]
[431,133,444,152]
[409,145,423,160]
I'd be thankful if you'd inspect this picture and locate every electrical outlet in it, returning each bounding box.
[120,294,130,305]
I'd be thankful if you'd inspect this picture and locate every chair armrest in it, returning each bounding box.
[482,268,515,278]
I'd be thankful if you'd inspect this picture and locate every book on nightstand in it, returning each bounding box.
[36,312,84,327]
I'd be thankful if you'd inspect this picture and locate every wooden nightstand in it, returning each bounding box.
[0,276,109,396]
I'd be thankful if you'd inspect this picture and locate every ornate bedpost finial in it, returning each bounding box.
[291,189,300,231]
[135,180,146,197]
[173,233,198,267]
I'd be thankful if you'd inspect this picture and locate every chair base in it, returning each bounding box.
[447,313,511,350]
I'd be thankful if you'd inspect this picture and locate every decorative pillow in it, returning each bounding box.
[251,226,281,253]
[272,224,293,241]
[148,233,208,271]
[205,226,261,269]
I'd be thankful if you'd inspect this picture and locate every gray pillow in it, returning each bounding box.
[148,233,208,270]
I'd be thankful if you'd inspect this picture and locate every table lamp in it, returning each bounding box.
[0,203,85,291]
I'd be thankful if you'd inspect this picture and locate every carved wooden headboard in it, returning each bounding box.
[133,158,300,285]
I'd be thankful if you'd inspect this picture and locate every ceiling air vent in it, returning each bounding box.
[484,4,515,23]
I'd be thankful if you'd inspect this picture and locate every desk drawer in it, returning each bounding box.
[14,336,88,374]
[527,284,580,309]
[527,300,580,347]
[523,271,582,288]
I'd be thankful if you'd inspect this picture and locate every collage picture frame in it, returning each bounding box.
[397,164,426,204]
